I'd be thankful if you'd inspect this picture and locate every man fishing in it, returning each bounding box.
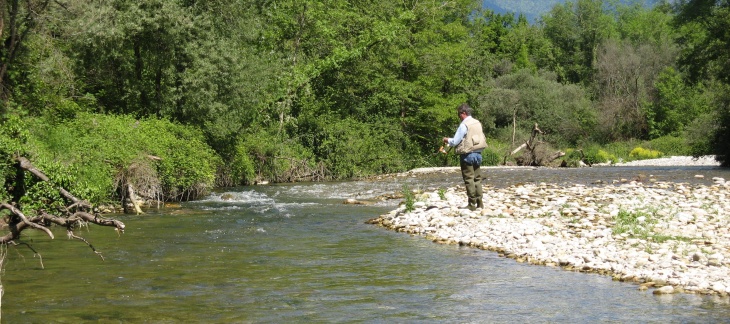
[443,103,487,211]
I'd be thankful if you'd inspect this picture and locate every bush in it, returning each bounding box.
[238,128,319,183]
[685,113,718,157]
[601,140,641,161]
[645,135,691,156]
[308,117,418,179]
[629,147,664,160]
[482,148,502,166]
[224,140,256,186]
[708,86,730,166]
[30,113,219,203]
[563,146,616,165]
[476,69,595,146]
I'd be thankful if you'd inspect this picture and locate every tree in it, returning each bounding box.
[475,69,595,146]
[256,0,478,162]
[593,38,677,140]
[674,0,730,164]
[0,154,125,317]
[0,0,59,111]
[541,0,617,84]
[674,0,730,84]
[646,67,710,138]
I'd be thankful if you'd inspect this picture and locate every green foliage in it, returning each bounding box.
[402,184,415,213]
[612,209,654,238]
[31,113,218,202]
[565,146,617,165]
[437,188,446,200]
[616,1,676,46]
[543,0,618,84]
[673,2,730,163]
[2,0,729,209]
[482,148,502,166]
[305,117,418,179]
[684,112,718,157]
[710,89,730,166]
[228,140,257,186]
[0,114,33,203]
[629,147,664,160]
[238,128,318,183]
[646,68,710,138]
[476,69,595,146]
[675,1,730,84]
[645,135,691,156]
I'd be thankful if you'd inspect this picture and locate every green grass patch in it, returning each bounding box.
[612,209,654,237]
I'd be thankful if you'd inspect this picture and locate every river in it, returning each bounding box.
[3,166,730,322]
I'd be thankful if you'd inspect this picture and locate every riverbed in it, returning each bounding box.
[3,165,730,322]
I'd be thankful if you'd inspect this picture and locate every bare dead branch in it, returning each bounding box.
[1,157,125,263]
[6,241,45,269]
[0,203,54,239]
[511,143,527,156]
[67,231,104,261]
[74,212,125,232]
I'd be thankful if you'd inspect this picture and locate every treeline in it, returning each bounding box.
[0,0,728,206]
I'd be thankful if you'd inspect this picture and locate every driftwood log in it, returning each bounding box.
[511,123,565,166]
[0,157,125,260]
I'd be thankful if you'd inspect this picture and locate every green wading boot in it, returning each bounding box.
[476,198,484,209]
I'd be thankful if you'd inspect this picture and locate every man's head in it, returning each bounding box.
[457,103,472,120]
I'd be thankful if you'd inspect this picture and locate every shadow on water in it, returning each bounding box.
[3,166,730,322]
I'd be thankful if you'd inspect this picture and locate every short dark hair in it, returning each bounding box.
[457,103,472,116]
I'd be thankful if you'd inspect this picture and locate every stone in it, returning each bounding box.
[375,177,730,297]
[653,286,675,295]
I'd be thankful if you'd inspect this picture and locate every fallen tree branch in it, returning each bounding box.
[67,230,105,261]
[126,184,144,215]
[5,241,45,269]
[0,203,54,239]
[511,143,527,156]
[17,157,49,181]
[39,211,125,232]
[0,156,125,259]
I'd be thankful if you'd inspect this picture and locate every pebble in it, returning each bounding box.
[370,179,730,296]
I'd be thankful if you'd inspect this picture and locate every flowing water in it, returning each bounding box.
[4,166,730,322]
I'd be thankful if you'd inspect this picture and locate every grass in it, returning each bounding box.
[612,209,654,237]
[612,209,695,244]
[402,184,415,212]
[437,187,446,200]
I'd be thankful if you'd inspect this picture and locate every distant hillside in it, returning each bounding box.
[481,0,666,23]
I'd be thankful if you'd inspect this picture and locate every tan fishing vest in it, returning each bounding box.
[455,117,487,154]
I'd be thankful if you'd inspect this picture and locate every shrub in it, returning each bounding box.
[402,184,415,212]
[563,146,617,165]
[601,140,642,162]
[645,135,691,156]
[685,113,718,157]
[309,117,417,179]
[239,128,319,183]
[225,140,256,186]
[482,148,502,166]
[30,113,219,203]
[629,147,664,160]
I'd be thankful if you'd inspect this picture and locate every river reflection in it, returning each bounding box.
[3,166,730,322]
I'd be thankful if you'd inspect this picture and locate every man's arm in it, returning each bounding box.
[443,123,467,147]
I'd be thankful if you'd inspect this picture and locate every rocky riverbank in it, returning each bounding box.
[603,155,721,167]
[368,176,730,295]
